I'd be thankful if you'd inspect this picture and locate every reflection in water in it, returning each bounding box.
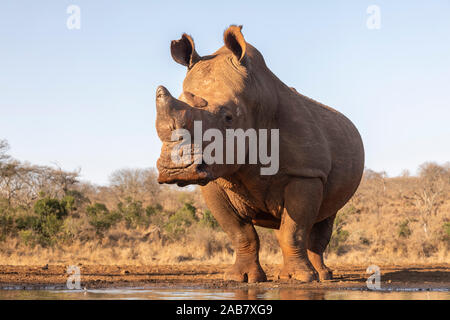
[0,288,448,300]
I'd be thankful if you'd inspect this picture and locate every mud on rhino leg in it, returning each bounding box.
[307,215,336,281]
[276,178,323,282]
[201,182,267,283]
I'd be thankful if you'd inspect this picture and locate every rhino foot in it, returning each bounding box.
[224,261,267,283]
[317,268,333,281]
[278,263,319,282]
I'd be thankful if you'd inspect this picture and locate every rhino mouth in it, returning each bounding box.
[156,158,213,187]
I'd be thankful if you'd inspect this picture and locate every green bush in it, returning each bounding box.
[180,202,197,220]
[35,213,64,246]
[328,209,350,255]
[0,212,14,241]
[200,210,219,229]
[164,202,198,238]
[86,203,121,236]
[61,195,76,212]
[398,220,412,238]
[12,196,75,246]
[18,230,34,246]
[15,214,39,231]
[329,229,350,254]
[116,198,147,228]
[146,203,163,217]
[334,206,353,229]
[443,222,450,244]
[33,197,68,219]
[30,197,70,246]
[64,190,90,211]
[145,203,165,228]
[444,222,450,237]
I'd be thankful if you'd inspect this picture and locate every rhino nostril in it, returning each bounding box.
[197,163,207,173]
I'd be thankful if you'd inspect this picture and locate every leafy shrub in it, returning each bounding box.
[35,213,65,246]
[87,203,121,236]
[444,222,450,237]
[164,202,198,238]
[200,210,219,229]
[116,198,147,228]
[329,229,350,255]
[145,203,163,217]
[15,214,38,231]
[0,212,14,241]
[18,230,34,246]
[328,209,350,255]
[33,197,68,219]
[443,222,450,245]
[27,197,71,246]
[145,203,165,228]
[65,190,90,210]
[398,220,412,238]
[0,198,15,240]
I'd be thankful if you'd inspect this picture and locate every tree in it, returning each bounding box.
[0,139,11,164]
[0,141,81,207]
[415,162,449,216]
[109,168,160,204]
[414,163,450,237]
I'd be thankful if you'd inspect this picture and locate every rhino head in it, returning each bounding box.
[156,25,278,187]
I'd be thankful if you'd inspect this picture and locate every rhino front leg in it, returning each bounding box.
[276,178,323,282]
[201,182,267,283]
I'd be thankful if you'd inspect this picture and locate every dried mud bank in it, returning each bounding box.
[0,264,448,291]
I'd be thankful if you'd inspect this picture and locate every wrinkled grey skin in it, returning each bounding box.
[155,25,365,282]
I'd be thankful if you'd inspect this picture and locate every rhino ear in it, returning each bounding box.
[170,34,201,69]
[224,25,246,62]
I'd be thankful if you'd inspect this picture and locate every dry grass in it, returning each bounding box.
[0,227,235,266]
[1,164,449,267]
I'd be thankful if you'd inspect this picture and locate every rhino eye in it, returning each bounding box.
[219,106,233,123]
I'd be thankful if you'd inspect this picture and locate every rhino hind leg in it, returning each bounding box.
[201,182,267,283]
[307,215,336,281]
[276,178,324,282]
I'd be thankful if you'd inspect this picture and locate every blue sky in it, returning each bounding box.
[0,1,449,185]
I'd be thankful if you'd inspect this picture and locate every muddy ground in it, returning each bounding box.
[0,264,448,292]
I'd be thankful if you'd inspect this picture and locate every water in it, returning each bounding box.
[0,287,449,300]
